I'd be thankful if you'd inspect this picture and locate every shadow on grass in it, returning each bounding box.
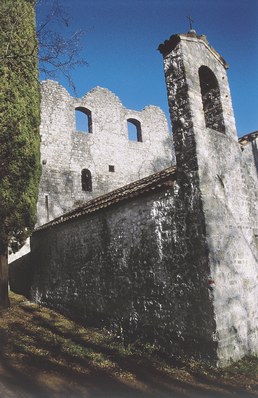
[0,295,257,398]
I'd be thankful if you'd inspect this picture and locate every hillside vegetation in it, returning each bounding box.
[0,292,257,398]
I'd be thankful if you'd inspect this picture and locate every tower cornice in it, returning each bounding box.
[158,33,229,69]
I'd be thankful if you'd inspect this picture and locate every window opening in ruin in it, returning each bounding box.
[127,119,142,142]
[255,233,258,252]
[75,107,92,133]
[199,66,225,134]
[45,194,49,222]
[81,169,92,192]
[109,165,115,172]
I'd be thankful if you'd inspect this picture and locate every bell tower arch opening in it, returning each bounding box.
[199,66,225,134]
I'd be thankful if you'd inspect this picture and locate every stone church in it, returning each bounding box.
[10,30,258,366]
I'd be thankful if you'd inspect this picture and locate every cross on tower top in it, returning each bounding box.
[186,15,195,31]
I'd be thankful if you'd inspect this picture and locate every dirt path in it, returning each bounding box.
[0,293,257,398]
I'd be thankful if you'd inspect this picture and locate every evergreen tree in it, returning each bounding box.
[0,0,41,308]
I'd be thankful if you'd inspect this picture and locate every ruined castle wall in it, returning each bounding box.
[37,81,173,226]
[31,178,217,361]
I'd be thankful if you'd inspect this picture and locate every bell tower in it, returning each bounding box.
[159,32,258,364]
[158,31,237,169]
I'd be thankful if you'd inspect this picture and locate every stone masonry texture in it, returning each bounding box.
[159,32,258,364]
[37,82,173,226]
[30,170,218,361]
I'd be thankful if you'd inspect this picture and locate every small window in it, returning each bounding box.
[109,165,115,172]
[45,194,49,222]
[81,169,92,192]
[75,107,92,133]
[127,119,142,142]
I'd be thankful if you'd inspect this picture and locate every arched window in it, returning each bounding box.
[198,66,225,134]
[127,119,142,142]
[75,107,92,133]
[81,169,92,192]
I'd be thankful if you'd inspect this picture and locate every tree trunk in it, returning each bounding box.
[0,249,10,309]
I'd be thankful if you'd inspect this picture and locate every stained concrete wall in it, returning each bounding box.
[38,81,173,226]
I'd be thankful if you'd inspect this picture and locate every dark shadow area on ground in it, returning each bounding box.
[0,295,257,398]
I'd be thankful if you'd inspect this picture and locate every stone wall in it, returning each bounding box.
[38,81,173,226]
[30,167,217,361]
[159,32,258,364]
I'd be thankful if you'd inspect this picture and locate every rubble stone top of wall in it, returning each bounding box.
[80,85,123,106]
[41,80,164,114]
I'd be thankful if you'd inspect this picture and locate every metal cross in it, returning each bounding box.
[187,15,195,31]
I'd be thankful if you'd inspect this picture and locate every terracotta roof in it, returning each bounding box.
[36,166,177,231]
[238,131,258,146]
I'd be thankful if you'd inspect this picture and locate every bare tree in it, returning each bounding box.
[36,0,87,91]
[0,0,87,91]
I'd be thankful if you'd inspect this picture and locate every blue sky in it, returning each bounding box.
[38,0,258,137]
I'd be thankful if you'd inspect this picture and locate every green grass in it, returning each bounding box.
[0,291,257,398]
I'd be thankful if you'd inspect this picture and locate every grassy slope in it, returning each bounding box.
[0,292,257,398]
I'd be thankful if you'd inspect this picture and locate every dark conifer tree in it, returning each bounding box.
[0,0,41,308]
